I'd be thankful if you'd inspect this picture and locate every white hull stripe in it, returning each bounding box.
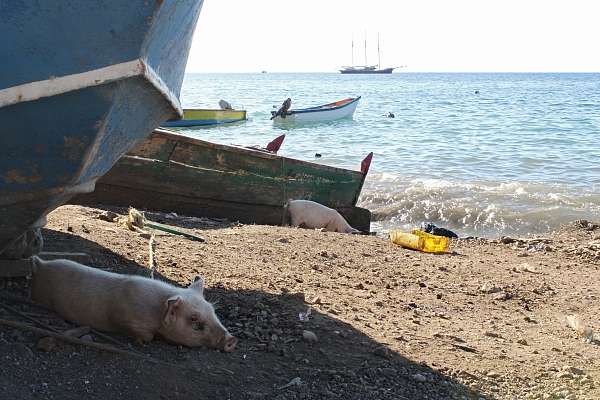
[0,59,182,116]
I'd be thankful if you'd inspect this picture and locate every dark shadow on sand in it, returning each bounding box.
[0,229,491,400]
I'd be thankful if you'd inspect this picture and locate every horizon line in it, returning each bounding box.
[185,70,600,74]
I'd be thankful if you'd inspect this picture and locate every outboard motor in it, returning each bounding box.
[219,99,233,110]
[270,98,292,120]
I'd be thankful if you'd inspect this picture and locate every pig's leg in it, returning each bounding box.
[132,329,155,344]
[324,217,339,232]
[110,312,156,344]
[290,211,303,227]
[326,212,355,233]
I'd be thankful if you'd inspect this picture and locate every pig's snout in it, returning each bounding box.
[223,333,237,352]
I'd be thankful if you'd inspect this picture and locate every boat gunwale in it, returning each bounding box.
[289,96,361,115]
[181,108,246,113]
[181,108,247,119]
[162,118,246,126]
[163,109,247,126]
[0,59,183,118]
[146,129,366,177]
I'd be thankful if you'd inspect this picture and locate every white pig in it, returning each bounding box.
[30,256,237,352]
[286,199,359,234]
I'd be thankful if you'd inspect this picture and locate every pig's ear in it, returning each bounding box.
[189,275,205,294]
[163,295,183,326]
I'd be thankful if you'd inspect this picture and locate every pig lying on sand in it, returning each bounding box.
[30,257,237,352]
[286,199,359,234]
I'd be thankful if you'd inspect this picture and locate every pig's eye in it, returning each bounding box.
[192,321,205,331]
[190,316,205,331]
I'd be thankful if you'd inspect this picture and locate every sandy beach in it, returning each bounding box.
[0,204,598,399]
[3,2,600,399]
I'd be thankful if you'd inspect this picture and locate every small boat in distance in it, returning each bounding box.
[339,33,398,74]
[161,108,247,127]
[339,66,395,74]
[271,97,360,123]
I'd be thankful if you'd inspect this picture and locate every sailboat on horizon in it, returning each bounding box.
[339,33,398,74]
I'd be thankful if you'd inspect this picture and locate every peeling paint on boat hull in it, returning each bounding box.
[0,0,204,254]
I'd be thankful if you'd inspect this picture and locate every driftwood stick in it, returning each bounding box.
[0,302,60,333]
[0,318,186,369]
[0,318,235,377]
[0,294,130,350]
[400,331,479,353]
[149,233,157,279]
[0,318,145,357]
[88,328,131,349]
[128,208,205,242]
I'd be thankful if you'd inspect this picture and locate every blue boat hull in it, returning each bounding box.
[0,0,204,255]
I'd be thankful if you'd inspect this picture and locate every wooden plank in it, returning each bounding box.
[99,157,286,207]
[169,139,284,176]
[101,129,366,208]
[99,156,363,209]
[144,129,364,181]
[74,184,285,225]
[283,154,364,180]
[284,178,363,207]
[283,158,363,207]
[152,129,280,160]
[127,134,176,161]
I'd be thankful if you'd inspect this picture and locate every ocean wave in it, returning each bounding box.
[360,173,600,238]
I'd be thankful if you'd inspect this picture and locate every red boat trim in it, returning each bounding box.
[353,152,374,206]
[266,134,286,153]
[360,152,373,175]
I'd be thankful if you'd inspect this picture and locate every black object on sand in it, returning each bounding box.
[421,222,459,238]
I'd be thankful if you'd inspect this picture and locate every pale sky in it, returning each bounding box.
[185,0,600,73]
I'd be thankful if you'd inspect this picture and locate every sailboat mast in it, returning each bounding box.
[377,33,381,69]
[351,37,354,66]
[364,30,367,66]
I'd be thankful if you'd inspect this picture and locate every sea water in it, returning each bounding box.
[177,73,600,238]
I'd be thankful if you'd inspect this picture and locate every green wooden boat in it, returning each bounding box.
[72,128,373,232]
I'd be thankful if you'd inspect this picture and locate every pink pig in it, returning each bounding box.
[30,256,237,352]
[286,199,359,234]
